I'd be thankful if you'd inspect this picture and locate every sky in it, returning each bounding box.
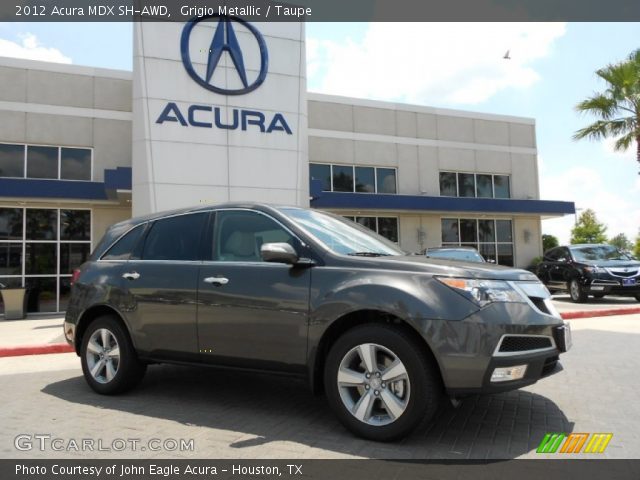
[0,21,638,244]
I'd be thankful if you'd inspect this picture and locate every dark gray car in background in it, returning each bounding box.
[64,203,571,441]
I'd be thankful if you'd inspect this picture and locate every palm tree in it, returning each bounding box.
[573,48,640,170]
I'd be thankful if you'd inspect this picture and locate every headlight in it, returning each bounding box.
[583,266,606,274]
[436,277,526,307]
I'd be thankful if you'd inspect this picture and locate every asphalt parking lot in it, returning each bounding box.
[1,313,639,460]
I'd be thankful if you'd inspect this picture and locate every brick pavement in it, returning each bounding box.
[0,315,638,459]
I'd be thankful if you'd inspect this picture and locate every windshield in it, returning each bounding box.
[427,249,485,263]
[279,208,405,256]
[570,245,632,262]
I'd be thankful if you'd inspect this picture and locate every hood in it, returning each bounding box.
[576,259,640,269]
[343,254,540,281]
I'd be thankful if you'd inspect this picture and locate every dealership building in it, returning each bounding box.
[0,19,574,314]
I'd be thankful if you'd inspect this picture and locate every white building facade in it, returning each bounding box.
[0,19,573,314]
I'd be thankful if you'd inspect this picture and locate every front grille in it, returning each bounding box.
[606,269,638,278]
[498,336,553,353]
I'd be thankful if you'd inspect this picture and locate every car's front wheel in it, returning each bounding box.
[80,315,146,395]
[324,324,441,441]
[569,279,588,303]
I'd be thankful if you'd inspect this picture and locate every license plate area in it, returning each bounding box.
[622,278,637,287]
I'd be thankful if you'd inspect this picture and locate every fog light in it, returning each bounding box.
[491,365,527,382]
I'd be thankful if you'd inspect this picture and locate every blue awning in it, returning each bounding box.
[310,188,575,216]
[0,167,132,201]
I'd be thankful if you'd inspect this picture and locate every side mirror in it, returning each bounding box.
[261,242,299,265]
[487,259,496,264]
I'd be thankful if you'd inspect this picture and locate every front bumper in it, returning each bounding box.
[586,278,640,296]
[426,285,570,396]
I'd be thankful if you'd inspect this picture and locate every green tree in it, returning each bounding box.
[573,48,640,170]
[609,233,632,252]
[542,234,559,252]
[634,233,640,259]
[570,209,608,244]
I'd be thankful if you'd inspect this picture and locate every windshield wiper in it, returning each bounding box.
[347,252,392,257]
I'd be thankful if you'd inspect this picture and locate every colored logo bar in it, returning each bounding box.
[537,433,613,454]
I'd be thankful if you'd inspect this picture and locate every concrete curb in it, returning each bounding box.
[561,307,640,320]
[0,343,74,358]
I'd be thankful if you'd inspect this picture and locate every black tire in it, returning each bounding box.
[324,324,441,441]
[635,295,640,302]
[80,315,146,395]
[569,279,588,303]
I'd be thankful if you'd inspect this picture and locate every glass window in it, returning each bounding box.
[60,243,91,274]
[26,209,57,241]
[27,146,58,179]
[458,173,476,197]
[102,225,145,261]
[25,277,57,313]
[376,168,397,194]
[441,219,459,243]
[498,244,514,266]
[332,165,354,192]
[309,163,331,192]
[0,208,23,240]
[61,148,91,181]
[476,174,493,198]
[479,243,497,263]
[25,244,57,275]
[61,210,90,241]
[213,210,295,262]
[0,143,24,178]
[377,217,399,243]
[0,243,22,275]
[478,220,495,243]
[355,217,377,232]
[494,175,510,199]
[143,213,206,261]
[439,172,457,196]
[0,277,22,289]
[496,220,513,242]
[355,167,375,193]
[460,219,477,243]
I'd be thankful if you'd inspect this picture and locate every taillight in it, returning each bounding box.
[71,268,81,285]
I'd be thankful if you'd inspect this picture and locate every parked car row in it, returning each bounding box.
[535,244,640,303]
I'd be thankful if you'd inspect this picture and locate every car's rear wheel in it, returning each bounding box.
[569,279,587,303]
[81,315,146,395]
[324,324,440,441]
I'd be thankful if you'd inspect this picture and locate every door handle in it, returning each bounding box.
[122,271,140,281]
[204,276,229,286]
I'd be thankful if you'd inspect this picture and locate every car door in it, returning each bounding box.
[120,212,208,362]
[549,247,572,287]
[196,209,311,373]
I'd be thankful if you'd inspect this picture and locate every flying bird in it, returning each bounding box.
[503,50,511,60]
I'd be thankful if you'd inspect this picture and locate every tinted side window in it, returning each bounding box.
[102,225,145,260]
[142,213,206,261]
[213,211,296,262]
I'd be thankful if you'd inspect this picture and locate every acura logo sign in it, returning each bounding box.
[180,15,269,95]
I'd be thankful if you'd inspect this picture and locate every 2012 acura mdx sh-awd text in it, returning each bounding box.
[64,203,571,441]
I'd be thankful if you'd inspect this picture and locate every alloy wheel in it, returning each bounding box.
[85,328,120,384]
[336,343,410,426]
